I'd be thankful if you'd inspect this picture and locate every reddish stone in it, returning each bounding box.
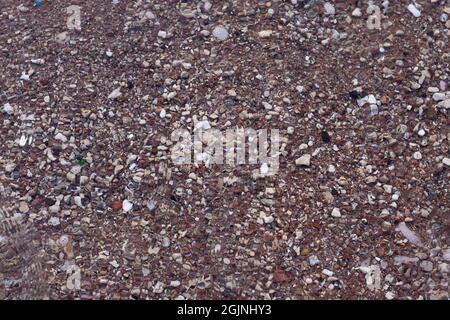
[112,200,122,211]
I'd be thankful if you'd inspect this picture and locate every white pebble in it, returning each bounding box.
[3,103,14,115]
[324,2,335,15]
[122,200,133,212]
[260,163,269,175]
[157,30,167,39]
[407,4,421,18]
[331,208,341,218]
[212,26,229,41]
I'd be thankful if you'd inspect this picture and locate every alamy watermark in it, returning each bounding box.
[170,126,281,176]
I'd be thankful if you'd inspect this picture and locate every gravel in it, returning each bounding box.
[0,0,448,301]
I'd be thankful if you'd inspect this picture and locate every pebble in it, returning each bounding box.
[2,103,14,115]
[352,8,362,17]
[260,163,269,175]
[443,249,450,262]
[308,255,320,266]
[122,200,133,212]
[413,151,422,160]
[322,269,334,277]
[55,133,68,143]
[162,237,171,248]
[19,135,27,147]
[323,2,335,15]
[258,30,273,38]
[147,200,157,212]
[331,208,341,218]
[169,280,181,288]
[443,158,450,167]
[108,87,122,100]
[295,154,311,167]
[397,222,423,247]
[19,201,29,213]
[420,260,433,272]
[212,26,229,41]
[385,292,396,300]
[157,30,167,39]
[407,4,421,18]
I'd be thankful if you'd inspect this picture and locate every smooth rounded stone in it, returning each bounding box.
[49,204,60,214]
[308,255,320,266]
[260,163,269,175]
[331,208,341,218]
[122,200,133,212]
[258,30,273,38]
[108,87,122,100]
[323,191,334,203]
[352,8,362,17]
[48,217,60,226]
[385,292,395,300]
[397,222,423,247]
[162,237,171,248]
[147,200,157,212]
[413,151,422,160]
[55,132,68,142]
[420,260,433,272]
[443,158,450,167]
[295,154,311,166]
[443,249,450,261]
[323,2,335,15]
[19,201,29,213]
[2,103,14,115]
[169,280,181,287]
[212,25,229,41]
[203,1,212,11]
[407,4,421,18]
[433,93,446,101]
[157,30,167,39]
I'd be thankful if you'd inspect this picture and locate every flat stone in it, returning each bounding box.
[212,26,229,41]
[295,154,311,166]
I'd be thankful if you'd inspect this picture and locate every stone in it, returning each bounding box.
[122,200,133,212]
[157,30,167,39]
[323,191,334,203]
[420,260,433,272]
[108,87,122,100]
[48,217,60,226]
[352,8,362,17]
[162,237,171,248]
[323,2,335,15]
[331,208,341,218]
[212,26,229,41]
[2,103,14,115]
[55,133,68,143]
[308,255,320,266]
[258,30,273,38]
[397,222,423,247]
[442,158,450,167]
[295,154,311,166]
[442,249,450,261]
[19,201,29,213]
